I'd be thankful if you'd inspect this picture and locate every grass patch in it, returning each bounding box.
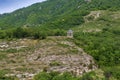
[49,61,62,67]
[0,53,7,60]
[58,43,70,48]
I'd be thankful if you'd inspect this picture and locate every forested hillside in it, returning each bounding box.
[0,0,120,29]
[0,0,120,80]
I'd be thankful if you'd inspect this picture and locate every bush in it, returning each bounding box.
[49,61,61,66]
[103,67,120,80]
[53,72,78,80]
[34,72,79,80]
[33,31,47,39]
[81,71,105,80]
[0,70,18,80]
[0,31,6,39]
[34,72,51,80]
[54,29,66,36]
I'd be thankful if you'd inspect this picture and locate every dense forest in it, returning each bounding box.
[0,0,120,80]
[0,0,120,29]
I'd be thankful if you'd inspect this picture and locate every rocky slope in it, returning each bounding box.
[0,37,97,80]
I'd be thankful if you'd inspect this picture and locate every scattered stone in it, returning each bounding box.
[0,37,97,79]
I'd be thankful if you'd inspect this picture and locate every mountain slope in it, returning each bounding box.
[0,0,120,79]
[0,0,120,29]
[0,37,97,80]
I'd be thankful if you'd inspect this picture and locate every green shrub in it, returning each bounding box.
[33,31,47,39]
[33,72,51,80]
[103,67,120,80]
[0,70,18,80]
[49,61,61,66]
[33,72,80,80]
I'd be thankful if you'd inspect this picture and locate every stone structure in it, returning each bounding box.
[67,29,73,38]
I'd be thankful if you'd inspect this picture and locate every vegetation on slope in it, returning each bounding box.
[0,0,120,29]
[0,0,120,80]
[73,10,120,79]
